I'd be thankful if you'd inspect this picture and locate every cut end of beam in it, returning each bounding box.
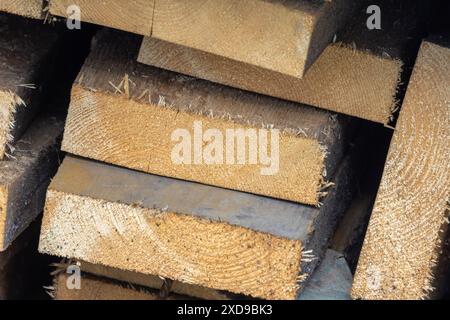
[63,29,352,205]
[39,154,354,299]
[352,40,450,300]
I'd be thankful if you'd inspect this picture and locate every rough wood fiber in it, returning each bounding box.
[53,273,184,300]
[0,13,59,159]
[152,0,354,78]
[39,155,354,300]
[49,0,154,35]
[352,41,450,300]
[0,115,63,251]
[63,29,351,206]
[139,0,424,123]
[79,260,231,300]
[0,0,43,18]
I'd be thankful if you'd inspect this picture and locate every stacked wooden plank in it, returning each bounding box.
[49,0,355,78]
[47,0,426,123]
[40,152,356,299]
[138,0,424,124]
[0,13,65,298]
[352,40,450,300]
[1,0,438,302]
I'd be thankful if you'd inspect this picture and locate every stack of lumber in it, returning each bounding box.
[36,0,370,300]
[40,152,355,299]
[0,13,64,298]
[46,0,427,124]
[36,0,443,301]
[49,0,356,78]
[0,0,444,301]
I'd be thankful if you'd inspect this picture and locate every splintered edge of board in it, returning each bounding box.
[39,155,354,300]
[352,41,450,300]
[49,0,154,35]
[78,260,231,300]
[0,0,43,19]
[63,30,350,206]
[138,37,401,124]
[0,115,63,251]
[0,14,59,159]
[152,0,354,78]
[53,273,182,300]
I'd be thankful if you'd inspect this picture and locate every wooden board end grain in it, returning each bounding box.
[352,40,450,300]
[39,154,355,300]
[152,0,355,78]
[138,0,426,124]
[63,29,353,206]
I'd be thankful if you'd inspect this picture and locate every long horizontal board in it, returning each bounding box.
[39,155,355,299]
[63,29,352,205]
[152,0,354,78]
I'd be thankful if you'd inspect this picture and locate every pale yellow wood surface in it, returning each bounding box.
[152,0,353,78]
[352,41,450,300]
[0,0,43,18]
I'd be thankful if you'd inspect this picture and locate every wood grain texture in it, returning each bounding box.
[0,115,63,251]
[153,0,354,78]
[0,0,43,18]
[55,250,352,300]
[79,260,231,300]
[63,29,352,205]
[138,37,401,124]
[49,0,154,35]
[0,14,59,159]
[139,0,425,124]
[39,155,354,300]
[53,273,184,300]
[352,41,450,300]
